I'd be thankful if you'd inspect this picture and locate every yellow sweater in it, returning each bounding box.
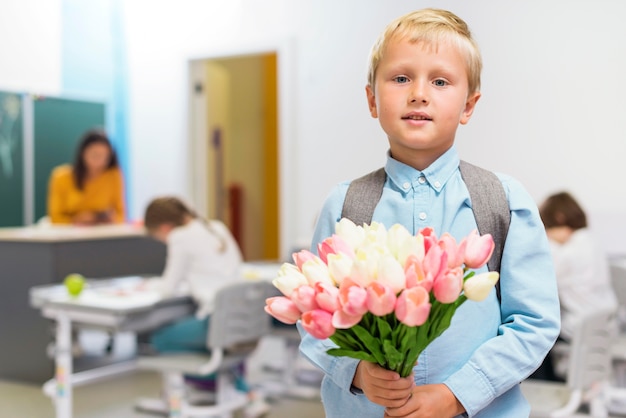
[47,165,125,224]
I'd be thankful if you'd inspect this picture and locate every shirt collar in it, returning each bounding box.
[384,146,460,193]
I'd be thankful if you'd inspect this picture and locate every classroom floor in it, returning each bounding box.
[0,333,325,418]
[0,371,325,418]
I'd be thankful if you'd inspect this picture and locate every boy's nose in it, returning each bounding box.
[409,84,428,104]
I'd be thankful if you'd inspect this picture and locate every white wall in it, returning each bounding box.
[123,0,626,256]
[0,1,624,255]
[0,0,62,94]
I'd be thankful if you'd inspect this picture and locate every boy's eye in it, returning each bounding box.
[394,76,410,84]
[433,79,448,87]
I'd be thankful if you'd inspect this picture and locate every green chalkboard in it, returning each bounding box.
[33,97,106,222]
[0,92,24,227]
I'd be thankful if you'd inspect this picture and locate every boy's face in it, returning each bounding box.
[366,37,480,170]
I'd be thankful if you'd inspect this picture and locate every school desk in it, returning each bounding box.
[0,224,166,383]
[29,263,281,418]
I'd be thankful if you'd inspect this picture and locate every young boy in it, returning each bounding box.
[299,8,560,418]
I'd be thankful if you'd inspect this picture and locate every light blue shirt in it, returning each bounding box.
[299,146,560,418]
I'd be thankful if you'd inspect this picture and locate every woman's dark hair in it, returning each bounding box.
[539,191,587,230]
[73,129,118,190]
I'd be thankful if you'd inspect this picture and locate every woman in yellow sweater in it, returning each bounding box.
[47,129,125,225]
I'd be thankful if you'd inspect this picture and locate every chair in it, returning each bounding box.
[520,306,617,417]
[137,280,275,418]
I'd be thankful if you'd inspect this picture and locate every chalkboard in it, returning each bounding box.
[33,97,106,222]
[0,92,24,227]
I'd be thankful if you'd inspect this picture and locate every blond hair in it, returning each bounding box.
[367,8,482,95]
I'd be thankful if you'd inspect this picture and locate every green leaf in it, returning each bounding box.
[376,316,393,341]
[399,324,417,350]
[352,325,386,365]
[327,348,377,363]
[382,340,404,372]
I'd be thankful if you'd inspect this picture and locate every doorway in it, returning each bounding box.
[188,53,279,261]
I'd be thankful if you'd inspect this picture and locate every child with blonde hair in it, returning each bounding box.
[299,8,560,417]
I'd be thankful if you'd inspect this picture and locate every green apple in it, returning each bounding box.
[64,273,85,297]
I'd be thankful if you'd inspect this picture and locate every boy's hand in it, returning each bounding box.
[383,383,465,418]
[352,361,414,408]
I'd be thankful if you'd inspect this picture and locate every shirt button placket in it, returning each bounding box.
[415,176,429,227]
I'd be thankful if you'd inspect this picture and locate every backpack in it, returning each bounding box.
[340,160,511,300]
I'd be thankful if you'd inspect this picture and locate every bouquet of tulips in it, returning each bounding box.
[264,218,499,377]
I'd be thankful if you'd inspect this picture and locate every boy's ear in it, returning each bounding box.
[366,85,378,118]
[460,91,481,125]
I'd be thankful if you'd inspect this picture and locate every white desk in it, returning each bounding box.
[1,224,166,383]
[30,262,282,418]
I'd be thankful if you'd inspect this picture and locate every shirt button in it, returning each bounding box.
[419,212,427,220]
[434,181,441,188]
[403,182,410,190]
[418,176,426,184]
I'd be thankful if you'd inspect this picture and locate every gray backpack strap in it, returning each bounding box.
[458,160,510,274]
[342,162,510,300]
[341,167,386,226]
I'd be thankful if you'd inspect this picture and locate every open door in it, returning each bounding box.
[189,53,280,261]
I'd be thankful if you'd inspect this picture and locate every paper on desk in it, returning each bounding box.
[48,286,162,311]
[240,262,282,281]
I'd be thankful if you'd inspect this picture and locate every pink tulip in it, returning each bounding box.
[291,284,320,312]
[301,309,335,339]
[419,227,438,253]
[366,281,397,316]
[318,234,354,264]
[464,230,495,269]
[404,254,433,292]
[338,278,369,317]
[395,287,431,326]
[292,250,316,270]
[433,267,464,303]
[315,282,340,313]
[264,296,302,324]
[422,243,448,284]
[439,233,467,269]
[332,309,363,329]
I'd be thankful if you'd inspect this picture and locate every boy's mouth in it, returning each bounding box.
[402,112,432,121]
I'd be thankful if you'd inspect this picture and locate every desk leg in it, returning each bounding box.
[54,313,73,418]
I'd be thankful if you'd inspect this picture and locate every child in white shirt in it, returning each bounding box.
[142,196,269,417]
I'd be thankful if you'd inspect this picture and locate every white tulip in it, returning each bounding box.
[335,218,365,250]
[463,272,500,302]
[377,254,406,294]
[387,224,412,260]
[363,222,388,248]
[273,263,308,296]
[397,234,425,267]
[327,252,353,285]
[302,258,335,287]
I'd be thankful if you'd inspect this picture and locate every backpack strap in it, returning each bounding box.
[341,161,511,299]
[340,167,386,228]
[458,161,510,274]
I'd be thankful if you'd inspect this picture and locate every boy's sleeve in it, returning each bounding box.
[443,176,561,416]
[298,182,363,392]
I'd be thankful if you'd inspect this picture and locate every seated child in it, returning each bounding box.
[142,196,269,417]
